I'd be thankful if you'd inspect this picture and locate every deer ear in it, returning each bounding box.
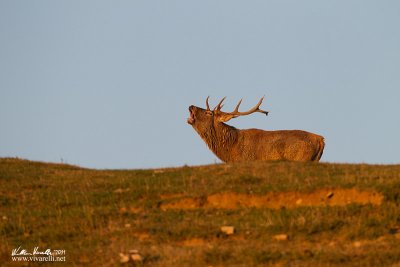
[216,114,236,122]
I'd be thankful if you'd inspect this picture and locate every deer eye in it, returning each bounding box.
[206,110,213,116]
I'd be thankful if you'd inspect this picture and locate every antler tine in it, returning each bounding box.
[214,97,226,111]
[229,96,269,116]
[233,99,243,113]
[205,96,211,111]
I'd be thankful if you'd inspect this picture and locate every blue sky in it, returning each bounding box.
[1,1,399,169]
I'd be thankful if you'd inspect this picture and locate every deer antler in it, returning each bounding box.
[206,96,268,121]
[205,96,211,111]
[214,97,226,111]
[206,96,226,111]
[228,96,269,117]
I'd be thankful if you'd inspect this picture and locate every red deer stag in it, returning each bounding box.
[187,96,325,162]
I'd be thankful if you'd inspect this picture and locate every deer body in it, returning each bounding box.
[188,97,325,163]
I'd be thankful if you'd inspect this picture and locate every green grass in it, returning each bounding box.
[1,158,400,266]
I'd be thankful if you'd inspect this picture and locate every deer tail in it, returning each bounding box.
[313,136,325,162]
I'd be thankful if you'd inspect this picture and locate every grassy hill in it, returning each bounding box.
[1,158,400,266]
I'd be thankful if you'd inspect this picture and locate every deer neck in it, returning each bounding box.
[199,122,238,162]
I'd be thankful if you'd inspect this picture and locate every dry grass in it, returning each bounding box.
[1,158,400,266]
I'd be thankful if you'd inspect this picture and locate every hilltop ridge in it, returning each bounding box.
[1,158,400,266]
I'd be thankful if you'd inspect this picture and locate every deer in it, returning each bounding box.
[187,96,325,163]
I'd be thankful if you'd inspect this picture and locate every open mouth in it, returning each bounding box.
[187,107,195,125]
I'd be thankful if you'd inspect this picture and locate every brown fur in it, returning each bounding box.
[188,105,325,163]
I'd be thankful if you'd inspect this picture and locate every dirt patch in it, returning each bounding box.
[161,197,200,210]
[133,232,151,241]
[178,233,247,247]
[160,188,383,210]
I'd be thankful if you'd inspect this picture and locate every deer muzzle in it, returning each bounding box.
[187,106,195,125]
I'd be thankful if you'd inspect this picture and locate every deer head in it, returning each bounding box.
[187,96,269,129]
